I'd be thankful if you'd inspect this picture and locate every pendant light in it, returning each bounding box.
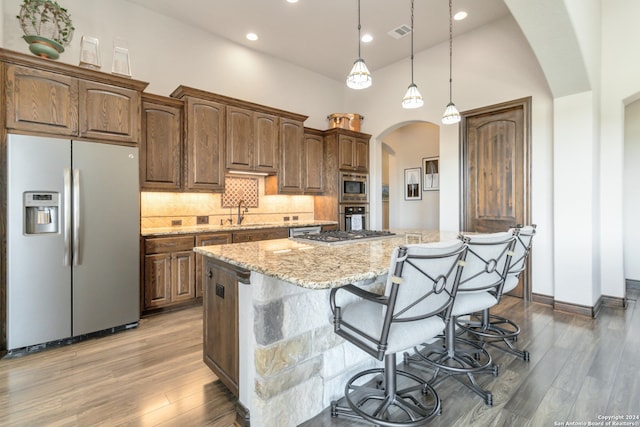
[346,0,372,89]
[442,0,461,124]
[402,0,424,109]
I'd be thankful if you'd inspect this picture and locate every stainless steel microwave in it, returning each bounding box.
[340,173,368,203]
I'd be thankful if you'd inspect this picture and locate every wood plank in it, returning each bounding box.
[1,296,638,427]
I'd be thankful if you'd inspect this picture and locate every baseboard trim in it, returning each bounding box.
[626,279,640,289]
[532,293,554,306]
[601,295,627,309]
[531,293,626,318]
[554,300,597,318]
[236,401,250,427]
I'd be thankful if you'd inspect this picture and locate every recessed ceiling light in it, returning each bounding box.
[361,33,373,43]
[287,0,299,3]
[246,33,258,41]
[454,11,468,21]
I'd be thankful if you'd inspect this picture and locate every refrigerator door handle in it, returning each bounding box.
[63,167,72,266]
[73,168,81,266]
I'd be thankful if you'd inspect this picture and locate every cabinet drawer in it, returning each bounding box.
[232,228,288,243]
[145,236,194,254]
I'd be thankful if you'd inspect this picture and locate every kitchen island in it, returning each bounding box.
[194,230,459,427]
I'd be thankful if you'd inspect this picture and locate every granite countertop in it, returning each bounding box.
[193,229,461,289]
[141,220,337,237]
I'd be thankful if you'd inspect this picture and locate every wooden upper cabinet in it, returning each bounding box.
[303,129,324,194]
[338,133,369,172]
[2,50,148,143]
[226,106,278,173]
[253,111,278,172]
[5,64,79,136]
[79,80,140,143]
[184,96,226,192]
[140,94,183,191]
[226,106,253,170]
[277,118,304,193]
[354,137,369,172]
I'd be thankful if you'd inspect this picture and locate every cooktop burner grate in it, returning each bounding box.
[291,230,396,245]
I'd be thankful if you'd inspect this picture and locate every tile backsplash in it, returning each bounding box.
[141,177,315,229]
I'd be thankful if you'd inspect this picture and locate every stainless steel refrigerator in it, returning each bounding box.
[7,134,140,350]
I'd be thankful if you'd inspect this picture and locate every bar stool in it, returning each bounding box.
[457,225,536,360]
[329,240,467,426]
[405,232,515,406]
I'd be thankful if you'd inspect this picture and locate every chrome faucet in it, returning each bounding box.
[237,200,248,225]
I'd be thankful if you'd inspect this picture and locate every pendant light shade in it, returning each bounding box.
[442,102,461,124]
[402,84,424,109]
[402,0,423,109]
[442,0,461,124]
[347,58,372,89]
[346,0,372,90]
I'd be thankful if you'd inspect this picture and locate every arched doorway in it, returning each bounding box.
[377,121,440,230]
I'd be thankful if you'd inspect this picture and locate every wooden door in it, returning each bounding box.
[184,97,225,191]
[303,131,324,194]
[79,80,140,143]
[278,118,304,193]
[140,97,183,190]
[226,106,253,171]
[254,111,279,172]
[461,97,530,298]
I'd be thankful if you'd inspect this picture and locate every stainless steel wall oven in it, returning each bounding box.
[339,173,368,203]
[339,204,369,231]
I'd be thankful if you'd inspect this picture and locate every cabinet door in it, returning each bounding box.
[185,97,225,191]
[226,106,253,171]
[171,250,195,302]
[254,112,278,172]
[195,233,232,297]
[278,118,304,193]
[338,134,356,170]
[204,260,239,396]
[303,132,324,194]
[140,100,182,190]
[354,137,369,172]
[79,80,140,143]
[144,253,172,308]
[5,64,79,136]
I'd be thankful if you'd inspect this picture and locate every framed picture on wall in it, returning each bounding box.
[422,157,439,191]
[404,167,422,200]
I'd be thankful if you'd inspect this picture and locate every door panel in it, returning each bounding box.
[462,99,530,297]
[7,135,72,349]
[72,141,140,335]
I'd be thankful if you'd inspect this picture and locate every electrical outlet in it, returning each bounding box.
[171,219,182,226]
[292,215,299,221]
[197,216,209,225]
[283,216,290,221]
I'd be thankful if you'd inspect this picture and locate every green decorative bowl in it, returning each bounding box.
[23,35,64,59]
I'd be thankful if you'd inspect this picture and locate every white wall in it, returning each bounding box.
[623,101,640,281]
[382,123,439,230]
[1,0,343,130]
[599,0,640,298]
[346,16,555,297]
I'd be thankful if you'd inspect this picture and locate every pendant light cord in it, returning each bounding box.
[448,0,453,102]
[410,0,415,84]
[357,0,362,59]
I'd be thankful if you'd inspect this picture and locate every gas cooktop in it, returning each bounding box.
[291,230,396,246]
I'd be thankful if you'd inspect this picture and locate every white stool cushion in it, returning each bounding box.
[503,274,520,293]
[341,300,446,355]
[451,291,498,317]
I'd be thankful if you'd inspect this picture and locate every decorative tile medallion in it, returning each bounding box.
[222,176,259,208]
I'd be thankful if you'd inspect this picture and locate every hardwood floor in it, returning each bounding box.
[1,287,638,427]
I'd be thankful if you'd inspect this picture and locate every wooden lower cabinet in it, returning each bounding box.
[143,236,195,310]
[203,258,240,396]
[232,227,289,243]
[195,233,232,297]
